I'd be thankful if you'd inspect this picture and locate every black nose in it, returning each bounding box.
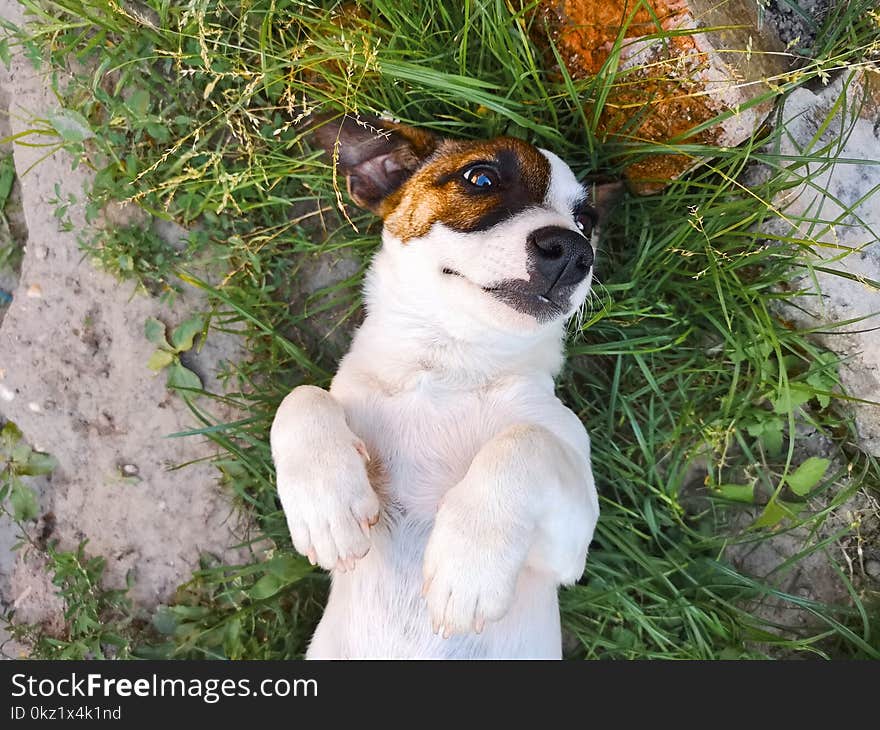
[527,226,593,291]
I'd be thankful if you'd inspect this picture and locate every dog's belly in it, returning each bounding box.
[309,375,563,658]
[343,378,488,519]
[339,375,520,515]
[309,523,561,658]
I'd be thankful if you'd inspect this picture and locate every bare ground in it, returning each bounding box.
[0,0,252,654]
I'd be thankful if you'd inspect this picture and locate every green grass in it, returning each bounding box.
[2,0,880,659]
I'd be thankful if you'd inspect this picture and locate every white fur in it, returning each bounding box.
[271,148,599,658]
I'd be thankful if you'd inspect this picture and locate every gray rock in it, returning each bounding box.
[761,0,830,48]
[750,70,880,455]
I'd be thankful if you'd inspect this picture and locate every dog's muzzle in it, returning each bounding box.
[479,225,593,323]
[527,225,593,294]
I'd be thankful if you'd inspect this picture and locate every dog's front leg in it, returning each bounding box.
[422,423,597,637]
[270,385,379,571]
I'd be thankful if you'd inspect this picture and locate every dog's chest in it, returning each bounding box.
[335,375,524,517]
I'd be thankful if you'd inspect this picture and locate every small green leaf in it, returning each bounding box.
[610,626,637,649]
[745,420,765,438]
[224,616,242,657]
[20,451,57,476]
[136,642,175,660]
[147,349,175,371]
[117,253,134,272]
[715,483,755,503]
[10,442,31,464]
[0,155,15,211]
[125,153,139,178]
[144,317,171,349]
[772,384,812,414]
[265,554,312,583]
[504,123,530,140]
[752,498,788,529]
[759,419,784,456]
[22,38,41,68]
[1,420,23,449]
[166,362,202,391]
[10,481,39,521]
[780,499,808,518]
[786,457,831,496]
[170,316,203,352]
[0,39,10,68]
[145,122,170,143]
[166,605,210,620]
[152,605,178,636]
[46,108,95,143]
[127,89,151,117]
[806,372,833,408]
[248,573,284,600]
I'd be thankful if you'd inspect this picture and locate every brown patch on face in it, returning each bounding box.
[379,137,551,242]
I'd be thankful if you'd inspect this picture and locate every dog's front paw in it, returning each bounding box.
[421,492,527,638]
[276,432,379,573]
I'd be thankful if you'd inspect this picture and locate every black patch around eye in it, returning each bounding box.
[444,149,543,233]
[459,203,525,232]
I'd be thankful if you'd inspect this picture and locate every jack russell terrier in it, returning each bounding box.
[271,114,620,658]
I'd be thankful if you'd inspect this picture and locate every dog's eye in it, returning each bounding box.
[463,166,498,189]
[574,206,598,237]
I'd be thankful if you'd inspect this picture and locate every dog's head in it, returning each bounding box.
[313,114,621,334]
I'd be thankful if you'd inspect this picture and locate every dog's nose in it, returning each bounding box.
[527,226,593,291]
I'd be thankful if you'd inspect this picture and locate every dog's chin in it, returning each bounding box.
[441,268,578,329]
[482,281,571,324]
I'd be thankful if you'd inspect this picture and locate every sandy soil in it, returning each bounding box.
[0,0,252,654]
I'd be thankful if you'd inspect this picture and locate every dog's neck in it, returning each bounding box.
[342,244,567,391]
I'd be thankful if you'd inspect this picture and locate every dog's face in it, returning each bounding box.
[313,115,620,334]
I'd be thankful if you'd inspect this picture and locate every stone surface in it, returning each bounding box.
[0,0,251,651]
[754,69,880,455]
[538,0,788,193]
[762,0,830,48]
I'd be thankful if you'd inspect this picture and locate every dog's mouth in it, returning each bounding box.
[441,267,567,321]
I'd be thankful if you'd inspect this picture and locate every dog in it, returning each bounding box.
[270,114,619,658]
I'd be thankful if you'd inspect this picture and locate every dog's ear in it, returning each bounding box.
[311,114,438,215]
[589,180,626,227]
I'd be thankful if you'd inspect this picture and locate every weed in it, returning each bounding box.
[0,422,141,659]
[145,315,205,392]
[0,153,19,273]
[0,421,55,523]
[81,224,196,297]
[5,541,141,659]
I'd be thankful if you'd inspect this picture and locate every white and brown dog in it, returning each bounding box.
[271,115,618,659]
